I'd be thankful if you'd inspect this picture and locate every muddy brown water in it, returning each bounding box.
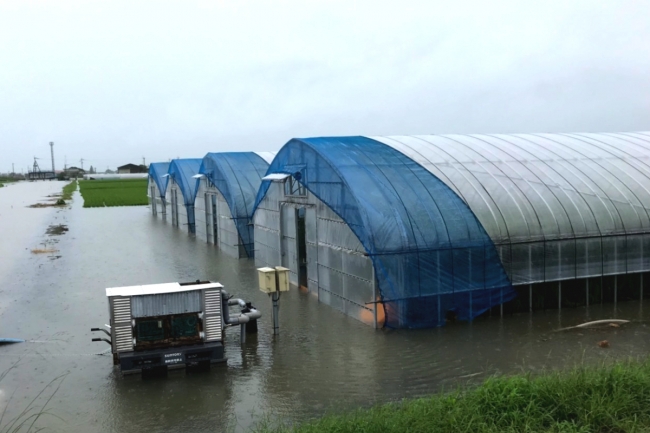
[2,182,650,432]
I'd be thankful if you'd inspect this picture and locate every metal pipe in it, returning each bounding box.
[92,338,112,345]
[272,291,280,335]
[91,327,111,337]
[220,290,262,325]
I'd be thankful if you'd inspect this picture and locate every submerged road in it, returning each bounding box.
[1,182,650,432]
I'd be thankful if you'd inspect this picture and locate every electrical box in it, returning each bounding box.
[258,267,277,293]
[275,266,290,292]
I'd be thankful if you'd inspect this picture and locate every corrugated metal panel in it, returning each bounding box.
[113,298,131,322]
[114,325,133,352]
[111,297,133,352]
[131,291,201,318]
[203,289,222,342]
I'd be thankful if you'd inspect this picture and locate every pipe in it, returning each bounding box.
[91,327,111,337]
[221,290,262,325]
[92,338,112,345]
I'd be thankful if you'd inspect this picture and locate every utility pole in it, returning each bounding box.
[50,142,55,173]
[80,158,84,170]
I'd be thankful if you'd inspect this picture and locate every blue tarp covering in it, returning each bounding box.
[199,152,271,257]
[148,162,170,198]
[168,159,202,233]
[254,136,515,328]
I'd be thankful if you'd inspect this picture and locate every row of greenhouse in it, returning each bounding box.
[148,131,650,329]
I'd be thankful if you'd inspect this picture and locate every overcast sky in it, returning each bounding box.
[1,0,649,172]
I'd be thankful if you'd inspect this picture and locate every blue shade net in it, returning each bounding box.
[254,136,515,328]
[148,162,170,200]
[168,159,202,234]
[199,153,271,257]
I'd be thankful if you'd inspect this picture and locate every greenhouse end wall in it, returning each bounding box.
[254,179,379,326]
[194,179,247,258]
[147,179,167,218]
[166,179,189,232]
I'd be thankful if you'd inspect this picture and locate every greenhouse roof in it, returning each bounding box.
[168,158,202,206]
[148,162,170,197]
[372,132,650,244]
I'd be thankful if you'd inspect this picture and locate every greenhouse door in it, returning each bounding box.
[296,207,308,289]
[171,189,179,227]
[204,193,212,243]
[211,195,218,245]
[150,186,157,215]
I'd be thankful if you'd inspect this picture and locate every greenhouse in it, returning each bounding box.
[147,162,170,217]
[194,152,275,258]
[252,132,650,328]
[166,158,202,233]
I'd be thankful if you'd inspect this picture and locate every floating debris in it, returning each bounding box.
[598,340,610,348]
[31,248,59,254]
[46,224,69,236]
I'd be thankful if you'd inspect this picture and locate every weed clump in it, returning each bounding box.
[62,180,77,200]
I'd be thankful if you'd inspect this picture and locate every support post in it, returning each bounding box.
[586,278,590,307]
[614,275,618,305]
[641,273,644,301]
[529,284,533,312]
[240,323,246,344]
[558,281,562,310]
[272,291,280,335]
[500,288,503,317]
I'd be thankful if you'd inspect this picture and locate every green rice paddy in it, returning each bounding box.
[256,358,650,433]
[78,179,148,208]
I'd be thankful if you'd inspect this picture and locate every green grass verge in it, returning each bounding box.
[256,358,650,433]
[78,179,148,208]
[62,180,77,200]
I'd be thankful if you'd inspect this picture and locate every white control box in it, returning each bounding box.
[257,267,277,293]
[275,266,290,292]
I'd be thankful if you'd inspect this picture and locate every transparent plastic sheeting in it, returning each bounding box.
[148,162,170,198]
[254,137,515,328]
[199,152,273,257]
[167,159,202,233]
[372,132,650,284]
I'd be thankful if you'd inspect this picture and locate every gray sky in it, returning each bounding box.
[1,0,649,172]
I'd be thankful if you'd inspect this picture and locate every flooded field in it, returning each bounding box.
[2,182,650,432]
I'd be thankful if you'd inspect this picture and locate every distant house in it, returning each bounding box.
[65,166,86,177]
[117,163,147,174]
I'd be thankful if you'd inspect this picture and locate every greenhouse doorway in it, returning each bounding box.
[296,207,308,289]
[171,189,179,227]
[211,195,218,245]
[150,186,157,215]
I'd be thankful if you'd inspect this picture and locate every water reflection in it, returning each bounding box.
[1,184,650,432]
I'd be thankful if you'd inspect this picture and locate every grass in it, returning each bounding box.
[78,179,148,207]
[0,362,67,433]
[0,177,16,188]
[61,180,77,200]
[255,358,650,433]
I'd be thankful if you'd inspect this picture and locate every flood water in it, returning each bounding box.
[2,181,650,432]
